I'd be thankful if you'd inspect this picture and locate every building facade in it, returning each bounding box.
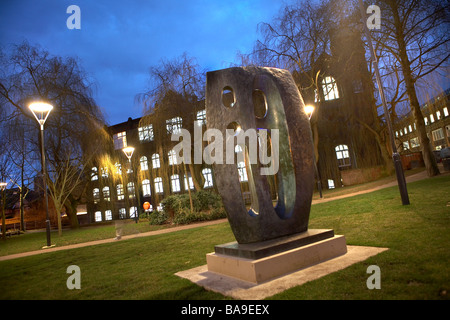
[394,88,450,168]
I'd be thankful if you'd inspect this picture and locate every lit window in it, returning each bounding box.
[202,168,213,188]
[116,184,124,200]
[152,153,160,168]
[335,144,351,167]
[91,167,98,181]
[436,111,441,120]
[154,177,163,194]
[119,208,126,219]
[166,116,182,134]
[424,117,428,125]
[328,179,335,189]
[93,188,100,204]
[102,186,110,201]
[237,161,248,182]
[184,173,194,190]
[105,210,112,221]
[410,137,420,148]
[95,211,102,222]
[403,141,410,150]
[140,156,149,171]
[432,128,444,141]
[138,124,154,142]
[395,131,399,137]
[115,163,122,175]
[171,174,181,193]
[322,76,339,101]
[408,125,412,132]
[113,131,127,150]
[142,179,151,197]
[101,167,108,178]
[129,207,137,219]
[443,107,449,117]
[168,149,177,165]
[430,114,435,123]
[196,110,206,126]
[404,127,407,134]
[127,182,135,199]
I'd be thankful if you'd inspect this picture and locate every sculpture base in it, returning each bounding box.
[207,231,347,284]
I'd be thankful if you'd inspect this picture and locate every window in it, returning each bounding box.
[328,179,335,189]
[91,167,98,181]
[410,137,420,148]
[113,131,127,150]
[408,125,412,133]
[430,114,435,123]
[95,211,102,222]
[116,184,124,200]
[105,210,112,221]
[129,207,137,219]
[142,179,151,197]
[93,188,100,204]
[424,117,428,125]
[166,116,182,134]
[168,149,177,165]
[202,168,213,188]
[184,173,194,190]
[322,76,339,101]
[237,161,248,182]
[152,153,160,168]
[138,124,154,142]
[127,182,135,199]
[432,128,444,141]
[403,141,410,150]
[115,163,122,175]
[404,127,407,134]
[119,208,126,219]
[395,131,399,137]
[101,167,108,178]
[436,111,441,120]
[443,107,449,117]
[102,186,110,201]
[196,110,206,126]
[154,177,163,194]
[171,174,181,193]
[140,156,149,171]
[335,144,351,167]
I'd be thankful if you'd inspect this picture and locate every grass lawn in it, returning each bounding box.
[0,174,448,300]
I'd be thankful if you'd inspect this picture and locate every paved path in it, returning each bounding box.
[312,164,447,205]
[1,165,447,262]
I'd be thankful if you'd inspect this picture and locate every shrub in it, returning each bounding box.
[150,190,225,225]
[148,210,168,225]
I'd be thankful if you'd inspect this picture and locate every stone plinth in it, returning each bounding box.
[207,230,347,284]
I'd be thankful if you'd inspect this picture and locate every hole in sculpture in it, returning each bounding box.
[252,89,268,119]
[222,86,235,108]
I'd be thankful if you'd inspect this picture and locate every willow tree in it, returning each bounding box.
[0,41,107,232]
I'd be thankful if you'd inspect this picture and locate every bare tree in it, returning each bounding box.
[373,0,449,176]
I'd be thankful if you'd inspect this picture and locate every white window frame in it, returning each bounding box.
[322,76,339,101]
[154,177,164,194]
[138,124,154,142]
[142,179,151,197]
[202,168,213,188]
[140,156,149,171]
[113,131,127,150]
[171,174,181,193]
[152,153,160,168]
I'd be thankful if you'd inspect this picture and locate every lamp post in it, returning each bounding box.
[29,102,54,248]
[358,0,409,205]
[1,182,7,241]
[122,146,139,222]
[304,105,323,198]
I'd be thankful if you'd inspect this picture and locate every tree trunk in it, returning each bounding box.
[391,1,440,177]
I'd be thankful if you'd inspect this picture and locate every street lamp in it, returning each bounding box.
[122,146,139,222]
[1,182,7,240]
[304,105,323,198]
[29,101,54,248]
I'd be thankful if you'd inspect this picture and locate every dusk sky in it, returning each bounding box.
[0,0,296,125]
